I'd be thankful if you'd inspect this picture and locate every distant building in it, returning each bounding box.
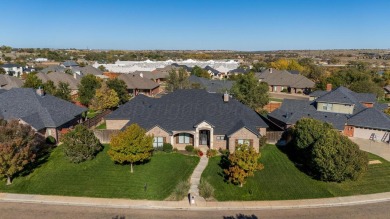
[35,58,48,62]
[1,63,23,77]
[61,60,79,68]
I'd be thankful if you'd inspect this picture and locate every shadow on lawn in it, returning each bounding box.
[217,150,230,182]
[17,143,54,178]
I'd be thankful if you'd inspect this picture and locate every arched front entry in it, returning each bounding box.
[199,129,210,146]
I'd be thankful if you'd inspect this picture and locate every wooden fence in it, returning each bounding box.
[266,131,284,143]
[263,102,282,113]
[82,110,112,129]
[93,129,120,144]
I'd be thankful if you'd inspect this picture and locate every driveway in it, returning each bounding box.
[350,137,390,161]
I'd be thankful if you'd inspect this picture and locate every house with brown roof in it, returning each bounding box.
[0,75,23,90]
[384,85,390,99]
[255,68,315,94]
[117,74,160,96]
[36,72,80,96]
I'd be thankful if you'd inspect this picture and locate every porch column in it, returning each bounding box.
[170,135,174,147]
[209,128,214,149]
[194,128,199,148]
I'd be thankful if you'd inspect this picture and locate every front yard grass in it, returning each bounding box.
[0,145,199,200]
[202,144,390,201]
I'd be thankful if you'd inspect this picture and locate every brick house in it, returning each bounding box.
[268,86,390,143]
[117,74,160,97]
[0,88,87,142]
[105,89,268,152]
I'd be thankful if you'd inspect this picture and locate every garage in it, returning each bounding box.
[353,127,390,142]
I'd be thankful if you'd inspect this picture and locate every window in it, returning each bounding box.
[237,139,250,146]
[216,136,225,140]
[322,103,333,111]
[178,133,190,144]
[153,137,164,148]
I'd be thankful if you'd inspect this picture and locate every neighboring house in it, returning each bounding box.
[268,86,390,143]
[35,58,48,62]
[204,66,226,79]
[36,72,80,96]
[80,65,103,76]
[23,65,35,74]
[40,65,66,74]
[384,85,390,99]
[117,74,160,96]
[228,67,250,75]
[0,75,23,90]
[61,60,79,68]
[105,89,268,152]
[0,88,86,142]
[255,68,315,94]
[189,75,233,93]
[1,63,23,77]
[170,63,193,72]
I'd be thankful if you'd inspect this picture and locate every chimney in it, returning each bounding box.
[223,91,229,103]
[36,87,45,96]
[73,72,77,79]
[140,72,143,78]
[269,68,273,73]
[326,83,332,92]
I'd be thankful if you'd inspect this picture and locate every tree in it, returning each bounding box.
[98,65,107,72]
[270,59,305,72]
[78,74,101,106]
[23,73,43,89]
[0,67,5,75]
[349,80,384,98]
[0,120,43,185]
[191,65,211,79]
[62,125,102,163]
[43,80,56,95]
[55,82,72,101]
[291,118,368,182]
[106,78,130,104]
[166,68,190,92]
[251,62,268,72]
[311,129,368,182]
[224,144,263,187]
[90,83,120,111]
[108,124,154,173]
[230,72,269,111]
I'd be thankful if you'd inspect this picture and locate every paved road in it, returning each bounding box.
[270,92,310,100]
[1,201,390,219]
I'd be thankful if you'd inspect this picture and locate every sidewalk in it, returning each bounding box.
[1,192,390,210]
[187,155,209,203]
[350,137,390,161]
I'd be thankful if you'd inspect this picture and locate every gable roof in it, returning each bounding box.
[40,65,66,74]
[347,108,390,131]
[384,85,390,93]
[189,75,233,93]
[0,75,23,90]
[106,89,268,136]
[0,88,86,130]
[1,63,22,68]
[204,66,220,75]
[255,68,315,88]
[36,72,80,90]
[62,60,79,67]
[229,67,250,74]
[316,86,376,104]
[117,74,160,90]
[80,65,103,76]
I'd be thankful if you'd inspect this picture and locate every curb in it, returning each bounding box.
[1,192,390,211]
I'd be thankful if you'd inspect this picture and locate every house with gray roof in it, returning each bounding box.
[117,74,160,96]
[1,63,23,77]
[189,75,233,93]
[40,65,66,74]
[0,75,23,90]
[268,86,390,143]
[0,88,86,142]
[105,89,268,152]
[255,68,315,94]
[61,60,79,68]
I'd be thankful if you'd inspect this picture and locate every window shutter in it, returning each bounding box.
[249,139,253,147]
[235,139,238,146]
[176,136,179,144]
[163,137,166,143]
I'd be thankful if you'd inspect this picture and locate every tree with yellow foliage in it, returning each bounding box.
[270,59,305,72]
[90,83,120,111]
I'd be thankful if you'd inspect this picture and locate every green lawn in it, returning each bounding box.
[202,144,390,201]
[0,145,199,200]
[95,122,106,129]
[86,110,100,119]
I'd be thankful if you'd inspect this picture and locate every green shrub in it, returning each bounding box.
[206,149,218,158]
[297,91,302,94]
[259,136,267,148]
[173,148,179,153]
[198,180,214,199]
[45,136,56,145]
[171,180,190,201]
[281,88,288,93]
[162,143,173,153]
[185,145,194,152]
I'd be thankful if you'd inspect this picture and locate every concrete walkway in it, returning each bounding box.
[187,155,209,203]
[350,137,390,161]
[1,192,390,210]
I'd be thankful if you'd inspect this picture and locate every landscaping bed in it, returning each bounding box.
[0,145,199,200]
[201,144,390,201]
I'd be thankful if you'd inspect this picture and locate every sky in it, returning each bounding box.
[1,0,390,51]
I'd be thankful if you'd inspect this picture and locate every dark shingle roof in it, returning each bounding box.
[106,89,268,136]
[348,108,390,131]
[0,75,23,89]
[62,60,79,67]
[189,75,233,93]
[309,90,329,98]
[1,63,22,68]
[229,67,250,74]
[316,86,376,104]
[204,66,220,75]
[117,74,160,90]
[0,88,87,130]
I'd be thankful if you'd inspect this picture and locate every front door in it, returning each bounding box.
[199,130,209,145]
